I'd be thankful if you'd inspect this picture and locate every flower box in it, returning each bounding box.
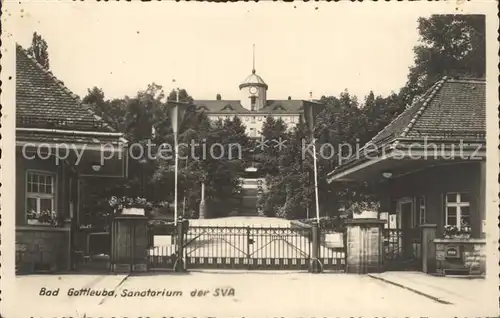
[122,207,146,216]
[109,196,153,216]
[353,210,378,219]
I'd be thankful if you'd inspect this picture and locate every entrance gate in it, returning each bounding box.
[147,225,346,271]
[184,226,311,270]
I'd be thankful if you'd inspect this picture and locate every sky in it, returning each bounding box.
[14,2,428,102]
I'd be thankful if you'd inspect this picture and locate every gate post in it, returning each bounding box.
[420,224,437,273]
[308,221,323,273]
[173,218,187,272]
[345,219,385,274]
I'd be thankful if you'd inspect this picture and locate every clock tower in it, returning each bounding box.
[239,46,267,111]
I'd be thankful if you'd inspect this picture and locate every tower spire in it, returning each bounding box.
[252,44,256,74]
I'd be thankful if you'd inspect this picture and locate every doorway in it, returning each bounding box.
[399,200,414,258]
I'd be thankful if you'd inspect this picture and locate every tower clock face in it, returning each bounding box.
[249,86,257,95]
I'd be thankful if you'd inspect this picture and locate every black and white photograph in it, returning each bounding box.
[1,2,498,317]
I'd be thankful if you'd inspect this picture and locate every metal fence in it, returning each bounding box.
[146,224,347,271]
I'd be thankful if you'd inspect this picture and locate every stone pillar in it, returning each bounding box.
[173,218,188,272]
[420,224,437,273]
[345,219,385,274]
[308,221,322,273]
[111,215,148,273]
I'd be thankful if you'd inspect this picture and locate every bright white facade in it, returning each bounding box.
[194,67,307,138]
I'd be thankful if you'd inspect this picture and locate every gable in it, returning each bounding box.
[221,104,235,111]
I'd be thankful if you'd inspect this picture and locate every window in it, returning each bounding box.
[26,171,56,225]
[445,192,470,229]
[418,196,426,225]
[251,117,256,124]
[258,116,262,121]
[250,96,256,111]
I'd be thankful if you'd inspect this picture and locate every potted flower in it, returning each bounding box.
[108,196,153,216]
[347,201,380,219]
[27,209,64,226]
[443,221,471,239]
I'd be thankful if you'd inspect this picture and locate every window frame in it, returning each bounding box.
[445,192,470,229]
[25,170,57,225]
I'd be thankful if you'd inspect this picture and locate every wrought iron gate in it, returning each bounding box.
[147,224,347,271]
[184,226,312,270]
[383,228,421,270]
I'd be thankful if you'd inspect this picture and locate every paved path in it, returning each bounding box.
[369,271,497,309]
[9,271,497,317]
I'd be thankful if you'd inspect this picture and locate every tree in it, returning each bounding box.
[404,14,485,104]
[27,32,50,69]
[82,87,128,131]
[255,116,288,175]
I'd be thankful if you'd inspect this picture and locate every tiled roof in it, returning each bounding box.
[16,45,115,133]
[327,76,486,181]
[369,76,485,146]
[194,99,308,115]
[16,131,124,145]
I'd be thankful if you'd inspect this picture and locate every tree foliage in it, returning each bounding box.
[404,14,485,104]
[82,84,251,221]
[27,32,50,69]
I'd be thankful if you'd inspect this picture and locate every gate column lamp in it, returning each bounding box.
[167,92,189,226]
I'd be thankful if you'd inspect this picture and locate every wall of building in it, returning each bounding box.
[385,162,483,238]
[435,239,486,276]
[16,227,71,273]
[16,151,74,273]
[207,114,300,137]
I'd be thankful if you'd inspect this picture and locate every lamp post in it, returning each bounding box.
[167,90,188,225]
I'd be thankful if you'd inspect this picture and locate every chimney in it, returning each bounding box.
[216,93,222,100]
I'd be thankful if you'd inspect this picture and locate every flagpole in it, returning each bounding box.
[312,137,320,221]
[174,89,180,226]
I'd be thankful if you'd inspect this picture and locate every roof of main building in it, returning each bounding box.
[194,99,315,115]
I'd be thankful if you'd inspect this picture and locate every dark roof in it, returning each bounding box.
[327,76,486,180]
[16,45,115,133]
[194,99,309,114]
[369,76,485,146]
[16,131,124,145]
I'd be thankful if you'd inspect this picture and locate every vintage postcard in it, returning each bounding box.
[1,1,499,317]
